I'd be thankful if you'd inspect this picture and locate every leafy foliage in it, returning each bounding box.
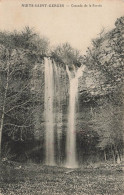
[51,42,83,67]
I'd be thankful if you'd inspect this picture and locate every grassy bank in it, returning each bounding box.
[0,161,124,195]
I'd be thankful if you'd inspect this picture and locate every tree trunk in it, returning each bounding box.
[112,149,116,164]
[115,147,121,164]
[0,60,10,159]
[104,150,107,161]
[111,145,115,164]
[117,154,121,164]
[90,106,93,116]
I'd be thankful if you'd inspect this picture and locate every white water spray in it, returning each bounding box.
[44,57,55,166]
[66,65,85,168]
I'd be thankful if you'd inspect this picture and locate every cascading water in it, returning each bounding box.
[66,65,85,168]
[44,57,55,166]
[44,58,63,165]
[53,62,63,164]
[44,56,85,167]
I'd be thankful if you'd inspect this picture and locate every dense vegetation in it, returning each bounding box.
[0,27,49,160]
[77,16,124,163]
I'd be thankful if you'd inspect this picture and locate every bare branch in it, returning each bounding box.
[5,100,31,114]
[4,123,33,128]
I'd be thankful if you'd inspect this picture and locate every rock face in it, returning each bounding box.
[79,16,124,100]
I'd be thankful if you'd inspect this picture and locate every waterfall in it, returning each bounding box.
[44,57,85,167]
[66,65,85,168]
[44,57,55,166]
[44,58,63,165]
[53,62,63,164]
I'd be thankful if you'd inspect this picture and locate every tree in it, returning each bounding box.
[0,45,32,159]
[51,42,83,67]
[0,28,47,160]
[96,99,123,163]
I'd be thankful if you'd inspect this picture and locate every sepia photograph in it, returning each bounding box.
[0,0,124,194]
